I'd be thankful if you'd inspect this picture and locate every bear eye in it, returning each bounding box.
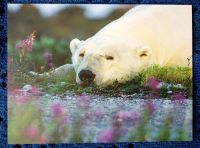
[139,52,147,57]
[106,56,114,60]
[79,53,84,57]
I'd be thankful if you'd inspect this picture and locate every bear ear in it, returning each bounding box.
[137,46,152,59]
[70,38,82,54]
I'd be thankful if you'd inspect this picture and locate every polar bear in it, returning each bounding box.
[31,5,192,86]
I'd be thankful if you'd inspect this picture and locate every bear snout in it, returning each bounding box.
[78,70,96,84]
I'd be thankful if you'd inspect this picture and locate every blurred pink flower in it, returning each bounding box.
[48,62,55,68]
[39,135,48,144]
[43,51,53,62]
[16,41,23,50]
[15,44,21,50]
[43,51,55,68]
[94,107,104,118]
[24,126,38,138]
[116,110,141,122]
[144,101,156,114]
[15,95,30,103]
[62,115,70,124]
[147,78,162,90]
[97,129,114,142]
[77,94,90,108]
[171,92,186,101]
[16,31,36,52]
[30,86,42,95]
[116,111,132,121]
[52,102,65,118]
[131,111,142,121]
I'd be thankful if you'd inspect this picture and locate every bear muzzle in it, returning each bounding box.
[78,70,96,85]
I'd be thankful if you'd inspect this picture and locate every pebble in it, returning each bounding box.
[22,84,32,92]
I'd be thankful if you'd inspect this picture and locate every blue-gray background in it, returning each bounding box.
[1,0,200,147]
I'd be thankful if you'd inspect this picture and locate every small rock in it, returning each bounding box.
[22,84,32,92]
[167,91,173,94]
[44,94,51,97]
[166,84,173,89]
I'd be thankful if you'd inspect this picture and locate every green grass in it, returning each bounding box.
[28,65,192,98]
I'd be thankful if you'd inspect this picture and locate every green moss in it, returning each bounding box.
[141,65,192,87]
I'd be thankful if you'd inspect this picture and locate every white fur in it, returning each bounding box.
[70,5,192,86]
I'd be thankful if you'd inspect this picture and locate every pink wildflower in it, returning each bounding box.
[131,111,142,122]
[43,51,54,68]
[77,94,90,108]
[94,107,104,118]
[116,110,141,122]
[15,44,21,50]
[98,129,114,142]
[144,101,156,114]
[24,126,38,138]
[30,86,42,95]
[147,78,162,90]
[43,51,53,63]
[52,102,65,118]
[48,62,55,68]
[62,115,70,124]
[16,31,36,52]
[171,92,186,102]
[15,95,30,103]
[116,111,132,121]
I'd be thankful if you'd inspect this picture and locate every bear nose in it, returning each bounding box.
[78,70,96,83]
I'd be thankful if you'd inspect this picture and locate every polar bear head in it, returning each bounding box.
[70,37,152,86]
